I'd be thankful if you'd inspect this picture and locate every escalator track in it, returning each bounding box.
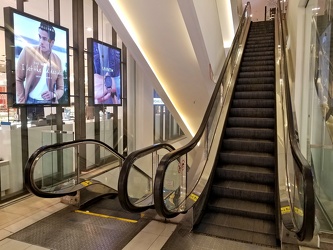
[193,20,278,247]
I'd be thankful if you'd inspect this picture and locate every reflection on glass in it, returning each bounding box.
[307,0,333,232]
[153,90,184,143]
[30,141,123,195]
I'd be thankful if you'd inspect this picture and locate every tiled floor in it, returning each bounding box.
[0,195,326,250]
[0,195,178,250]
[0,195,66,250]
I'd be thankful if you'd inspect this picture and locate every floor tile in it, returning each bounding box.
[123,231,159,250]
[0,229,12,241]
[0,239,33,250]
[0,211,24,228]
[142,220,167,235]
[148,235,169,250]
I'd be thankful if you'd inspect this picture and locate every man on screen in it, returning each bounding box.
[16,22,64,104]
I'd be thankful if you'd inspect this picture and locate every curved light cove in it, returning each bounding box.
[218,0,235,49]
[109,0,195,136]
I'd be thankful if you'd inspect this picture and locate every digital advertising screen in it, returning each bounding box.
[87,38,122,106]
[4,7,70,107]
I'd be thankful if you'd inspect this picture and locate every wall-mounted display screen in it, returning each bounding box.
[87,38,122,106]
[4,7,70,106]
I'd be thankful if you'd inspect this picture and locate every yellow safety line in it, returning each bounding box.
[75,210,138,223]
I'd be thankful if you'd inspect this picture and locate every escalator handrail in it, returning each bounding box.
[24,138,127,198]
[154,2,252,218]
[277,2,315,241]
[118,143,175,212]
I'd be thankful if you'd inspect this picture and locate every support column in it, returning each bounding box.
[16,0,29,184]
[122,43,128,156]
[72,0,86,167]
[112,28,118,151]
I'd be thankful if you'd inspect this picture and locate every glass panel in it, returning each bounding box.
[163,159,180,210]
[306,0,333,232]
[33,147,76,192]
[0,1,16,27]
[154,105,162,142]
[127,166,152,205]
[24,0,53,21]
[31,141,123,194]
[153,91,184,143]
[60,0,73,46]
[311,146,333,226]
[38,131,75,190]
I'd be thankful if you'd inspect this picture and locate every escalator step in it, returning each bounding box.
[210,180,275,204]
[232,99,275,108]
[219,151,275,167]
[206,197,275,221]
[234,91,275,99]
[228,107,275,118]
[194,213,277,247]
[221,138,275,153]
[215,164,275,184]
[225,127,275,140]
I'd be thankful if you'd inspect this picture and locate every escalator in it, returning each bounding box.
[24,139,127,206]
[148,2,315,248]
[24,137,177,219]
[20,2,315,248]
[22,139,176,249]
[193,20,278,247]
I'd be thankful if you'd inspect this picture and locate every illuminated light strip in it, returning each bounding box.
[75,210,138,223]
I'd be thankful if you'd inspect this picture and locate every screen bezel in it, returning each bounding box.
[87,37,122,107]
[4,7,70,107]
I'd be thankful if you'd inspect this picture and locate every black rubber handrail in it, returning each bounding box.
[24,139,126,198]
[277,1,315,241]
[118,143,175,212]
[154,2,252,218]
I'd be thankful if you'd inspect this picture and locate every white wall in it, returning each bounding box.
[286,0,309,153]
[231,0,241,33]
[193,0,226,83]
[286,0,299,75]
[135,62,154,150]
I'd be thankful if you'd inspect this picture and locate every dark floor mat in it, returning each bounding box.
[9,197,150,250]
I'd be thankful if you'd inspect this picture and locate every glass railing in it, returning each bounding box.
[24,139,125,200]
[274,1,315,241]
[118,143,175,212]
[306,0,333,233]
[153,2,252,218]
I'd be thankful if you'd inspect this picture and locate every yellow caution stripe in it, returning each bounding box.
[280,206,304,216]
[81,180,93,187]
[75,210,137,223]
[281,206,291,214]
[189,193,198,202]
